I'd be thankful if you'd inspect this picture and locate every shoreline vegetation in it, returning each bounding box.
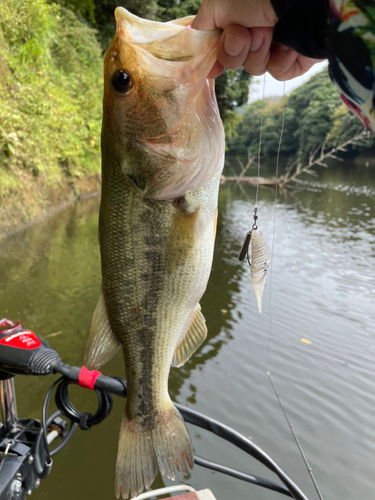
[222,129,371,188]
[0,0,103,239]
[1,0,374,239]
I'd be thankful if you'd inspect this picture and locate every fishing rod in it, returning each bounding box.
[0,318,309,500]
[267,371,325,500]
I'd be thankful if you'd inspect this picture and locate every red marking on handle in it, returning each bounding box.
[78,366,102,390]
[0,331,41,350]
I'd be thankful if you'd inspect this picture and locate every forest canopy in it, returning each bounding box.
[227,69,374,161]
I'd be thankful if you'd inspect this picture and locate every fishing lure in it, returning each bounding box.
[238,208,271,313]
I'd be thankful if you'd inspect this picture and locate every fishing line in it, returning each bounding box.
[238,74,271,315]
[255,74,267,208]
[267,372,325,500]
[265,85,325,500]
[267,81,286,351]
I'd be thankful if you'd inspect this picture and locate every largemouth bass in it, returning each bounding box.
[84,8,224,499]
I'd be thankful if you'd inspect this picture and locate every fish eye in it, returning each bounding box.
[112,70,133,94]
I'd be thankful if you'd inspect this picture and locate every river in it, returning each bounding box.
[0,155,374,500]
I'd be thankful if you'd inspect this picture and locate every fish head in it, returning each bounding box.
[102,8,225,200]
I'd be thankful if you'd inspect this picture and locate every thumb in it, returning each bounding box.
[191,2,216,30]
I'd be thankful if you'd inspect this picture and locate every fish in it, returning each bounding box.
[84,7,224,499]
[250,228,271,313]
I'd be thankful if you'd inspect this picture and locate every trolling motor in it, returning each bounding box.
[0,319,64,499]
[0,319,61,377]
[0,319,310,500]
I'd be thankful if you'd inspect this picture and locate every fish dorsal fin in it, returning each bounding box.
[85,291,122,370]
[172,305,207,367]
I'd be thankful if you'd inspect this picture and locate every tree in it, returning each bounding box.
[227,67,374,160]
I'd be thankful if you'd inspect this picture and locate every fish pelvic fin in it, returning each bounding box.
[115,405,193,499]
[85,291,121,370]
[172,304,207,368]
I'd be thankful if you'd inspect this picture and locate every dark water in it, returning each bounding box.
[1,157,375,500]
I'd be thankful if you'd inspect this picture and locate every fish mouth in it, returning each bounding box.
[115,7,221,64]
[115,7,221,38]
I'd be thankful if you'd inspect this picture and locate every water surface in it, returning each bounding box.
[0,158,374,500]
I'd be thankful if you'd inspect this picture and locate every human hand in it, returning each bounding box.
[191,0,324,80]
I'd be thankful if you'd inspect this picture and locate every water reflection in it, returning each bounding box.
[0,157,374,500]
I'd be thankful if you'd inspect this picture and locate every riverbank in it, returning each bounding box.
[0,0,103,240]
[0,173,101,240]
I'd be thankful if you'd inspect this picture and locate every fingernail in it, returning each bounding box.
[224,34,245,56]
[278,43,290,51]
[250,29,264,52]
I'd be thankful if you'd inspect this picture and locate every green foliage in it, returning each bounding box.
[228,100,266,156]
[291,71,342,157]
[327,104,373,147]
[214,68,252,134]
[157,0,201,20]
[223,111,243,143]
[0,0,102,196]
[54,0,96,22]
[227,68,373,160]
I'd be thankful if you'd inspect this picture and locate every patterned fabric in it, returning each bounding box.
[327,0,375,132]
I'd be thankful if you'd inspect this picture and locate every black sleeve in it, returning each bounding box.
[270,0,329,59]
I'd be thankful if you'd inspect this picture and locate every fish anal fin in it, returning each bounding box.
[166,199,199,273]
[85,291,122,370]
[172,305,207,367]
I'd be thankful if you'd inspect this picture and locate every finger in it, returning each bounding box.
[191,1,216,30]
[217,25,252,70]
[208,61,225,79]
[267,44,325,80]
[192,0,278,30]
[243,27,273,76]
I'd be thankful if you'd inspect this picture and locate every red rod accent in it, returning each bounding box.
[78,366,102,390]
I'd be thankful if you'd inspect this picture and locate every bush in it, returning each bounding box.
[0,0,103,196]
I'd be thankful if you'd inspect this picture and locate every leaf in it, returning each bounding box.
[5,143,15,156]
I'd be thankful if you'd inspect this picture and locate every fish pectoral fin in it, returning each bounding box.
[172,305,207,367]
[85,291,122,370]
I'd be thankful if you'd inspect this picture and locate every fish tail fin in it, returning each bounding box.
[115,405,193,499]
[115,416,158,499]
[152,405,193,479]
